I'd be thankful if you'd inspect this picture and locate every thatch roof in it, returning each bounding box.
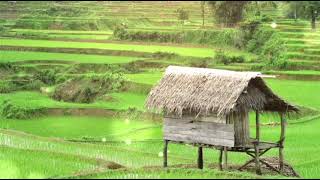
[146,66,298,117]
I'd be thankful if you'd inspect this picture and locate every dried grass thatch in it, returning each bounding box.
[146,66,298,117]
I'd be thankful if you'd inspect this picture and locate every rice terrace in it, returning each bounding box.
[1,1,320,179]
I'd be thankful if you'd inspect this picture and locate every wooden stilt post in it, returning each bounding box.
[279,113,286,172]
[218,148,223,171]
[255,111,262,175]
[163,140,168,168]
[224,146,228,169]
[254,142,262,175]
[198,146,203,169]
[256,110,260,142]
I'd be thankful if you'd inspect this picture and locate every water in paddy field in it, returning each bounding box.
[0,116,163,142]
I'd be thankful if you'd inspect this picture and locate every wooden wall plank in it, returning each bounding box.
[163,117,235,147]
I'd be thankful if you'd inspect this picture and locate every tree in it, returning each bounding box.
[304,1,320,30]
[209,1,248,27]
[287,1,320,30]
[176,8,189,25]
[200,1,206,27]
[291,1,299,21]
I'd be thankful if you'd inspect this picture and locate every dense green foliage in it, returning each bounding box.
[176,8,189,24]
[214,50,245,65]
[285,1,320,29]
[0,100,45,119]
[53,72,124,103]
[209,1,249,27]
[34,69,58,85]
[0,81,17,93]
[246,26,288,69]
[114,29,238,47]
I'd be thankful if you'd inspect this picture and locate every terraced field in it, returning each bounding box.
[1,1,320,179]
[271,15,320,70]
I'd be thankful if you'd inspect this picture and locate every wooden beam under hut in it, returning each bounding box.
[198,146,203,169]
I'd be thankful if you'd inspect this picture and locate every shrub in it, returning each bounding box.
[260,14,274,22]
[260,33,288,70]
[176,8,189,24]
[151,51,179,59]
[55,74,68,84]
[121,62,141,73]
[189,59,209,68]
[0,62,15,71]
[34,69,57,85]
[113,24,128,40]
[214,50,246,65]
[113,29,238,46]
[235,19,261,49]
[246,27,276,54]
[0,100,45,119]
[21,79,44,91]
[230,55,245,63]
[53,72,124,103]
[215,50,231,65]
[0,25,4,32]
[0,81,17,93]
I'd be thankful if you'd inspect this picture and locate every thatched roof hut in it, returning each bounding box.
[146,66,297,117]
[146,66,298,174]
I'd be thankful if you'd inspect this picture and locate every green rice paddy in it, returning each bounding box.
[0,38,253,58]
[0,51,141,64]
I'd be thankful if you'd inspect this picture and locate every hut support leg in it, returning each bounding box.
[163,140,168,168]
[198,146,203,169]
[218,148,223,171]
[256,111,260,142]
[224,147,228,169]
[254,143,262,175]
[279,113,286,172]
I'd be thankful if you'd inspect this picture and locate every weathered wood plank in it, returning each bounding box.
[164,133,234,147]
[164,129,234,141]
[163,117,235,147]
[164,115,226,124]
[164,119,234,132]
[229,111,250,146]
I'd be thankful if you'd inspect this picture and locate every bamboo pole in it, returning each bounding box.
[279,113,286,171]
[218,148,223,171]
[198,146,203,169]
[254,142,262,175]
[224,146,228,169]
[163,140,168,168]
[256,110,260,142]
